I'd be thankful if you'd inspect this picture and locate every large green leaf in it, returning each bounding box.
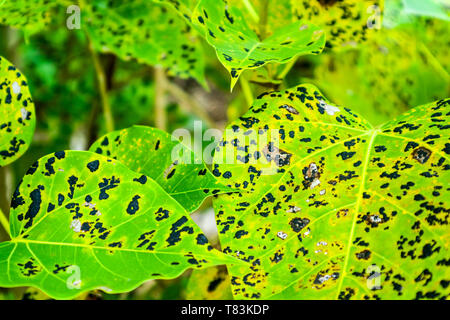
[84,0,207,86]
[89,126,234,213]
[0,56,36,166]
[188,0,325,89]
[213,84,449,299]
[0,151,238,299]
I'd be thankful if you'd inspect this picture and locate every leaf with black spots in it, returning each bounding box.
[89,126,235,213]
[84,0,207,86]
[188,0,326,89]
[0,151,239,299]
[213,84,449,299]
[0,0,57,34]
[292,0,384,50]
[0,56,36,167]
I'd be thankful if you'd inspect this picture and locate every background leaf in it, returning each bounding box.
[191,0,326,89]
[0,151,237,299]
[0,56,36,166]
[213,84,449,299]
[0,0,59,35]
[292,0,384,50]
[89,126,234,213]
[84,0,207,86]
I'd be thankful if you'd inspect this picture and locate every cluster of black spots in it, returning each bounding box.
[87,160,100,172]
[270,251,284,264]
[154,207,170,221]
[17,258,41,277]
[20,185,44,230]
[98,176,120,200]
[414,269,433,286]
[338,287,355,300]
[52,264,70,274]
[137,230,156,249]
[279,104,299,115]
[302,162,320,188]
[412,147,432,164]
[166,216,194,246]
[262,143,292,167]
[133,175,147,184]
[0,137,25,159]
[355,249,371,260]
[126,195,141,215]
[196,234,208,245]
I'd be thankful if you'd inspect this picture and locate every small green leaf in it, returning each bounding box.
[185,266,233,300]
[190,0,325,89]
[0,0,57,34]
[213,84,449,299]
[84,0,207,86]
[89,126,234,213]
[0,151,237,299]
[0,56,36,166]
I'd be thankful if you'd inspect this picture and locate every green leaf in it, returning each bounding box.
[403,0,450,21]
[0,0,57,34]
[313,26,449,125]
[292,0,385,50]
[190,0,325,89]
[185,266,233,300]
[89,126,233,213]
[0,56,36,166]
[0,151,238,299]
[84,0,207,86]
[213,84,449,299]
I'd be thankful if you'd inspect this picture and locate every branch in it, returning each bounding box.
[0,207,9,237]
[154,66,167,130]
[165,81,216,129]
[88,41,115,132]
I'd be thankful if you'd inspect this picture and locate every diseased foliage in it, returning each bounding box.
[0,0,59,35]
[191,0,326,89]
[84,0,207,86]
[213,84,449,299]
[89,126,233,212]
[0,0,447,301]
[314,23,449,125]
[0,56,36,166]
[0,151,238,299]
[292,0,385,50]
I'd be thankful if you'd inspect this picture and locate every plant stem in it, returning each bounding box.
[0,207,9,236]
[258,0,269,40]
[242,0,259,24]
[88,41,115,132]
[240,76,253,107]
[277,57,298,80]
[419,42,449,82]
[154,66,167,131]
[165,81,215,128]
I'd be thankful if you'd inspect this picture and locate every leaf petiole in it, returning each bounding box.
[0,207,9,236]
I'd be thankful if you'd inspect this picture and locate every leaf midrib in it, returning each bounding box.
[334,129,379,299]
